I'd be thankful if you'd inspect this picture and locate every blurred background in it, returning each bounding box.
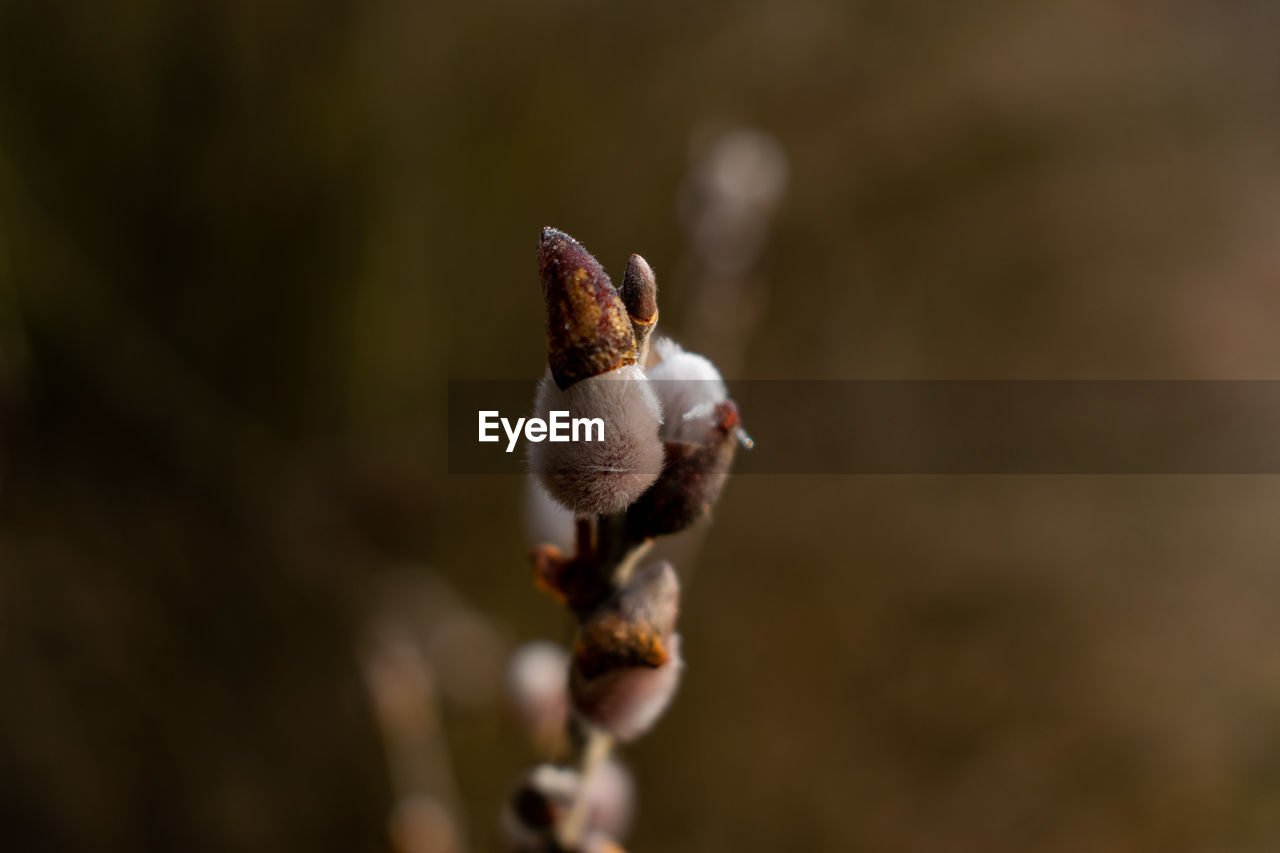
[4,0,1280,850]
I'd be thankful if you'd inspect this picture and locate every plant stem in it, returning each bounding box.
[556,727,614,849]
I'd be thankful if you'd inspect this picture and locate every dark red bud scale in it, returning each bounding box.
[625,400,742,540]
[538,228,637,390]
[531,543,614,620]
[620,255,657,324]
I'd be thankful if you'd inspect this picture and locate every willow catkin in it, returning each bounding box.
[645,336,728,445]
[569,561,683,742]
[529,365,664,515]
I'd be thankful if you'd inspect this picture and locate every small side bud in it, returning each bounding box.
[501,765,580,851]
[529,367,664,515]
[507,641,570,757]
[539,227,637,390]
[620,254,658,360]
[570,561,683,741]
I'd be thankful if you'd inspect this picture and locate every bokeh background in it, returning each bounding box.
[4,0,1280,850]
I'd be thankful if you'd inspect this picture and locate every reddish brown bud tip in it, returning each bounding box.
[621,254,658,359]
[538,228,636,390]
[620,254,658,326]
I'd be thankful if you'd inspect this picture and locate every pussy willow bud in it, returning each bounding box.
[507,640,570,756]
[500,760,634,852]
[570,561,683,741]
[620,254,658,361]
[644,336,728,444]
[529,366,664,515]
[539,227,636,390]
[501,764,578,852]
[627,338,746,538]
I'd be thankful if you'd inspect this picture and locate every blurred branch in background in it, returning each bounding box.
[676,125,789,378]
[363,569,508,853]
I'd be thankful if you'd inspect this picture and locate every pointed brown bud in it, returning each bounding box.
[570,562,683,741]
[539,228,636,390]
[620,254,658,358]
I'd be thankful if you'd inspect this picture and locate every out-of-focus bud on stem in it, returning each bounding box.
[500,760,634,852]
[529,367,663,515]
[620,254,658,363]
[681,126,788,278]
[507,641,571,757]
[501,765,580,852]
[570,561,683,742]
[538,227,637,390]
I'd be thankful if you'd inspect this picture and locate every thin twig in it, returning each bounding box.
[556,727,615,849]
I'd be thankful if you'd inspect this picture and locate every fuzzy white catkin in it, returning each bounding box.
[506,640,569,735]
[529,365,664,515]
[499,760,634,851]
[645,337,727,445]
[523,475,575,551]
